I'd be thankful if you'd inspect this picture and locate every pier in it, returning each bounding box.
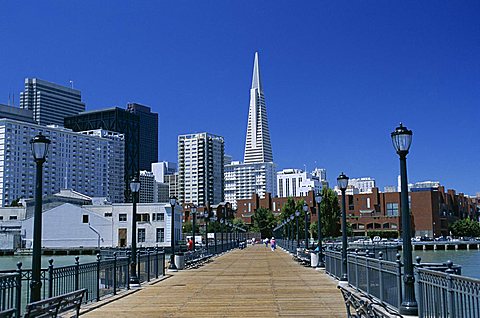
[82,245,346,317]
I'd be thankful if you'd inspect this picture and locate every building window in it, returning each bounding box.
[137,214,150,222]
[104,212,112,217]
[9,215,17,220]
[156,228,164,242]
[0,216,3,221]
[386,203,399,216]
[152,213,164,222]
[366,198,371,209]
[138,228,146,243]
[119,214,127,222]
[82,215,89,223]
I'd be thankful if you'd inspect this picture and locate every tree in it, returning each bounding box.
[182,220,192,234]
[252,207,276,238]
[319,187,341,238]
[450,218,480,238]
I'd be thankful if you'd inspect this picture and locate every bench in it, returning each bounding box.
[184,251,213,269]
[0,308,15,318]
[24,288,87,318]
[293,249,311,267]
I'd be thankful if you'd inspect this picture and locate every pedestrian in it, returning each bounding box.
[187,238,193,251]
[270,237,276,251]
[264,238,269,247]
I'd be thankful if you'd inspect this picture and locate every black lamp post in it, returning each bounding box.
[220,218,224,252]
[337,172,349,282]
[391,123,417,315]
[290,215,294,250]
[211,215,217,254]
[168,196,178,272]
[30,133,50,302]
[129,177,141,286]
[315,192,325,268]
[191,205,197,251]
[203,209,209,252]
[295,210,300,248]
[303,203,309,249]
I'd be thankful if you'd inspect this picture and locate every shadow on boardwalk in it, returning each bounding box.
[82,245,346,317]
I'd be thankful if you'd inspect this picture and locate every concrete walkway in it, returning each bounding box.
[82,245,346,317]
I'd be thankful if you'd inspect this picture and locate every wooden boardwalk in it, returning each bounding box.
[82,245,346,317]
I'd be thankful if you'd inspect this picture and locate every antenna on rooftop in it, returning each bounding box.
[69,80,74,89]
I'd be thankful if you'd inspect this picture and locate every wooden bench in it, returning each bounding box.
[24,288,86,318]
[0,308,16,318]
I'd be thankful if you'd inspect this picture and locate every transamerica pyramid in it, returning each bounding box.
[243,52,273,164]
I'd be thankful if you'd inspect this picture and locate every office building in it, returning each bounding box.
[127,103,158,171]
[178,132,224,206]
[20,78,85,126]
[152,161,177,183]
[276,168,322,198]
[164,173,179,200]
[64,107,140,201]
[0,104,34,123]
[139,171,156,203]
[244,52,273,164]
[0,119,124,206]
[348,177,376,194]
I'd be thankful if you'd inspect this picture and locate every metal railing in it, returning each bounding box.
[0,250,165,317]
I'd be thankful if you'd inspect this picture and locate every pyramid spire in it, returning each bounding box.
[251,52,262,90]
[244,52,273,164]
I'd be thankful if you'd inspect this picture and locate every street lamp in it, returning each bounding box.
[211,215,218,254]
[220,218,224,252]
[203,209,209,253]
[391,123,417,315]
[337,172,349,282]
[290,214,294,251]
[129,177,141,286]
[190,205,197,251]
[168,196,178,272]
[295,210,300,248]
[315,192,324,268]
[303,203,309,249]
[30,133,50,302]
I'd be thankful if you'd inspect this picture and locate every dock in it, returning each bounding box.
[82,245,346,317]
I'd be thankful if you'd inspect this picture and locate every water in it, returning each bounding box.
[413,249,480,279]
[0,255,98,271]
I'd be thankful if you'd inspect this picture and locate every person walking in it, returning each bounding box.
[270,237,276,251]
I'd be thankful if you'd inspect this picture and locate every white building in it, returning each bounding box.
[348,177,376,194]
[276,168,322,198]
[139,170,156,203]
[178,132,224,206]
[224,161,276,209]
[0,119,125,206]
[151,161,177,183]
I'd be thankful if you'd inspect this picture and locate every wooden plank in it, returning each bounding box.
[83,245,346,317]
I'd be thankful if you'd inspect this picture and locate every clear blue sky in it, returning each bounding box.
[0,1,479,195]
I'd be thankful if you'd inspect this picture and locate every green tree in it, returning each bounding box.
[252,207,276,238]
[319,187,341,238]
[450,218,480,238]
[182,220,192,234]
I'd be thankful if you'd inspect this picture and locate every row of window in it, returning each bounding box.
[136,228,165,242]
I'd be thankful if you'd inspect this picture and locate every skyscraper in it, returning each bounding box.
[127,103,158,170]
[244,52,273,164]
[20,78,85,126]
[178,133,224,206]
[224,52,277,208]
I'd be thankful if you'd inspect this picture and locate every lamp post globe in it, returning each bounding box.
[337,172,349,282]
[392,123,417,315]
[315,192,324,268]
[30,133,50,302]
[168,196,178,272]
[129,177,141,286]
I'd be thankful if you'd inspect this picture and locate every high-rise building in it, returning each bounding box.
[224,52,277,208]
[139,171,156,203]
[151,161,177,183]
[127,103,158,171]
[277,169,322,198]
[244,52,273,164]
[164,174,179,200]
[178,132,224,206]
[20,78,85,126]
[64,107,140,201]
[0,104,34,123]
[0,119,124,206]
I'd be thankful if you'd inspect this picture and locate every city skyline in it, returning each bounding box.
[0,2,478,195]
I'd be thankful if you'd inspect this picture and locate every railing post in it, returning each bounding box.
[96,254,101,302]
[15,262,22,318]
[414,256,423,316]
[396,253,403,309]
[48,259,54,298]
[155,247,159,279]
[75,256,80,291]
[355,250,359,288]
[365,250,370,295]
[445,260,455,318]
[147,250,151,282]
[378,251,384,302]
[137,252,141,283]
[126,251,131,290]
[113,252,117,296]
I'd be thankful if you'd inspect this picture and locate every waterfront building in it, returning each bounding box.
[276,168,322,198]
[139,171,156,203]
[178,132,224,206]
[0,118,124,206]
[126,103,158,171]
[20,78,85,126]
[348,177,376,194]
[64,107,140,201]
[0,104,34,123]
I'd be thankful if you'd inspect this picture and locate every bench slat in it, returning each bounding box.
[24,289,86,318]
